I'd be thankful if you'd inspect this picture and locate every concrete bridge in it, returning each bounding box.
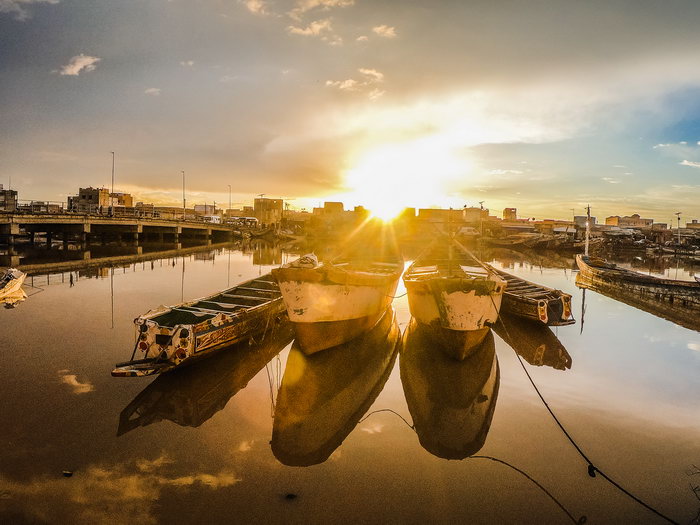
[0,213,237,246]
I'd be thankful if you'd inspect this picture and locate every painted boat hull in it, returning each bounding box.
[271,308,401,466]
[112,274,286,377]
[400,320,499,460]
[272,259,402,354]
[0,269,26,300]
[404,274,505,361]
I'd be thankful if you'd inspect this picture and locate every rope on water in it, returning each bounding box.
[492,302,680,525]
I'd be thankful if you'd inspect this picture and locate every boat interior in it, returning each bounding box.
[149,277,281,328]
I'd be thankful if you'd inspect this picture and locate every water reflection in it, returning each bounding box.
[493,313,572,370]
[400,320,499,460]
[271,308,400,466]
[118,321,294,434]
[576,272,700,333]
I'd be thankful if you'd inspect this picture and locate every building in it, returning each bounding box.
[463,206,489,223]
[194,204,217,215]
[110,192,133,208]
[0,184,18,211]
[605,213,653,228]
[254,197,283,226]
[574,215,596,228]
[322,202,344,215]
[503,208,517,220]
[68,187,134,213]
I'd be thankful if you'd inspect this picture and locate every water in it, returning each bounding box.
[1,242,699,524]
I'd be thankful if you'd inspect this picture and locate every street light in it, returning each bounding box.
[182,170,186,221]
[227,184,232,216]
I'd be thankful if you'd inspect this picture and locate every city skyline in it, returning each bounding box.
[3,1,700,223]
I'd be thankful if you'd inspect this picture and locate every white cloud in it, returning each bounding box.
[372,24,397,38]
[58,54,101,76]
[326,78,357,90]
[687,342,700,352]
[653,143,671,149]
[288,0,353,21]
[144,88,161,96]
[358,68,384,82]
[356,35,368,42]
[367,88,385,101]
[0,0,58,21]
[180,60,194,67]
[601,177,621,183]
[680,160,700,168]
[287,18,332,36]
[240,0,269,15]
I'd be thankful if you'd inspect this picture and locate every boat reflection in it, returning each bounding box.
[117,320,294,435]
[400,320,499,460]
[576,272,700,333]
[271,307,401,466]
[493,312,572,370]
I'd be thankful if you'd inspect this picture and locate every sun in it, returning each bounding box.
[340,137,472,221]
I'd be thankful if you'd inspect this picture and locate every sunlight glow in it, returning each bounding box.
[340,135,473,221]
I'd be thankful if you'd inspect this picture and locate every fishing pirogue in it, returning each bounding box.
[271,252,403,354]
[403,239,506,360]
[487,265,574,325]
[0,267,27,308]
[111,273,285,377]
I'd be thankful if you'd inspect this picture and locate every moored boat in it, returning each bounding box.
[576,254,700,309]
[111,273,286,377]
[487,265,574,325]
[0,268,27,306]
[403,240,506,360]
[271,307,401,466]
[271,252,403,354]
[400,320,499,460]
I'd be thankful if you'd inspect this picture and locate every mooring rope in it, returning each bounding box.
[492,300,680,525]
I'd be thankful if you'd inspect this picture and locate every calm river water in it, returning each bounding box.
[1,241,699,524]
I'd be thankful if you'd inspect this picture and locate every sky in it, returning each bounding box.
[2,0,700,222]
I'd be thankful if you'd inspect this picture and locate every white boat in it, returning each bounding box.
[403,240,506,360]
[271,253,403,354]
[0,268,27,308]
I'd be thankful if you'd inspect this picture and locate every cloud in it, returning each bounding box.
[688,342,700,352]
[372,24,396,38]
[144,88,161,96]
[356,35,368,42]
[0,0,58,21]
[240,0,269,15]
[287,18,332,36]
[680,160,700,168]
[58,54,101,76]
[288,0,353,21]
[58,370,94,394]
[601,177,621,183]
[179,60,194,67]
[326,68,385,99]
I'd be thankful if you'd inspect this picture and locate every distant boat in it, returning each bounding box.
[117,320,294,435]
[400,320,499,460]
[576,254,700,310]
[271,308,400,466]
[271,252,403,354]
[403,239,506,360]
[112,273,286,377]
[487,265,574,326]
[0,268,27,308]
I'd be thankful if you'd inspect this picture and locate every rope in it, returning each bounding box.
[357,408,414,430]
[492,303,679,525]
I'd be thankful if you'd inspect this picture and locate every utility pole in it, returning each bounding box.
[227,184,232,214]
[110,151,115,216]
[182,170,186,221]
[675,212,682,245]
[585,205,591,256]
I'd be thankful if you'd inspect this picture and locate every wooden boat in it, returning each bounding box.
[486,265,574,325]
[271,252,403,354]
[117,320,294,435]
[576,254,700,310]
[111,273,286,377]
[493,312,572,370]
[0,268,26,298]
[576,268,700,332]
[400,320,499,460]
[271,307,400,466]
[403,240,506,360]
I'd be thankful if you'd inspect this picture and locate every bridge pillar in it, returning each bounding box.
[46,231,53,247]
